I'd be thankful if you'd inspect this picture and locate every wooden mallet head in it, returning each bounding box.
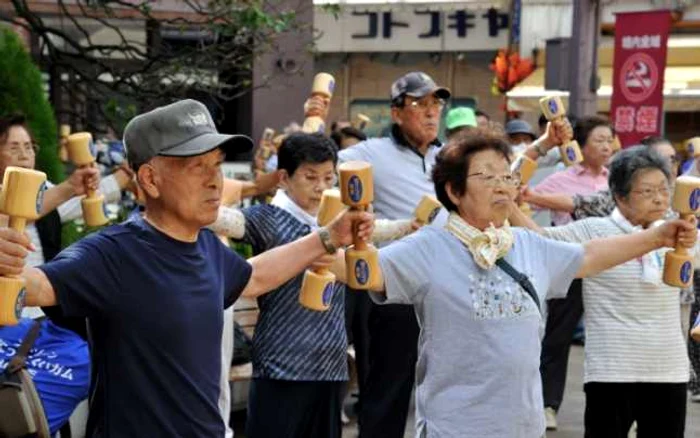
[663,175,700,287]
[66,132,96,166]
[670,176,700,216]
[311,73,335,99]
[414,195,442,225]
[0,166,47,232]
[511,154,538,186]
[339,161,374,208]
[317,189,345,227]
[538,96,583,166]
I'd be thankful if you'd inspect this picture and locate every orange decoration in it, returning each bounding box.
[489,49,535,95]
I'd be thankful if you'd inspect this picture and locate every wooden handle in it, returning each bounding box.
[8,217,26,234]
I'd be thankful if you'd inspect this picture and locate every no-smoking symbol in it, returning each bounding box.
[619,52,659,103]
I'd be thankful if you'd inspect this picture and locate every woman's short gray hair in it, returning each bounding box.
[609,145,671,201]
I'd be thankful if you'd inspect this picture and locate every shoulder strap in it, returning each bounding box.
[495,259,542,315]
[6,318,45,375]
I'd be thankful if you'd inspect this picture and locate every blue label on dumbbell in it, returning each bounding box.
[348,175,363,203]
[35,181,47,214]
[15,287,26,320]
[681,261,692,285]
[328,79,335,94]
[548,99,558,116]
[566,146,576,162]
[354,259,369,285]
[690,188,700,211]
[428,207,440,224]
[322,283,334,306]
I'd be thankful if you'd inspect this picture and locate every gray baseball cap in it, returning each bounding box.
[123,99,253,167]
[390,72,451,105]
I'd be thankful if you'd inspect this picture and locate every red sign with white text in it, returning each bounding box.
[610,10,671,147]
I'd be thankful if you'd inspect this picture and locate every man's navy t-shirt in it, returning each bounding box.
[39,214,252,437]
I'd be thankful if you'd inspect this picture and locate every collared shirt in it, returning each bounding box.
[545,217,689,384]
[533,164,610,225]
[338,124,447,224]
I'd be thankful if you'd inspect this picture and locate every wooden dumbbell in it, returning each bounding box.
[414,195,442,226]
[539,96,584,167]
[258,128,276,160]
[511,154,538,186]
[66,132,109,227]
[663,175,700,287]
[302,73,335,134]
[339,161,380,290]
[352,114,371,131]
[0,167,47,325]
[299,189,345,311]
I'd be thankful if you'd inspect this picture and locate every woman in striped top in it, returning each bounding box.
[537,146,691,437]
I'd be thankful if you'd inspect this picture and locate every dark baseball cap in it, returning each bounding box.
[505,119,536,139]
[123,99,253,167]
[390,72,451,105]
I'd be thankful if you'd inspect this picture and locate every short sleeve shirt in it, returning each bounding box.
[239,204,348,381]
[39,214,252,437]
[371,226,584,437]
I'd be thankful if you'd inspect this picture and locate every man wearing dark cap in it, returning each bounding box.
[336,72,450,438]
[0,99,373,437]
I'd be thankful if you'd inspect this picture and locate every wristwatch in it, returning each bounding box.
[534,143,548,157]
[318,227,337,254]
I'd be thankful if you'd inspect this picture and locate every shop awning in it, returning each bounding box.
[507,65,700,113]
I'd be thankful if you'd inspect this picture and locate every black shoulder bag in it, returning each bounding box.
[0,319,51,438]
[495,258,542,315]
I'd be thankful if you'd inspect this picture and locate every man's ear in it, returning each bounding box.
[390,106,402,126]
[137,163,160,199]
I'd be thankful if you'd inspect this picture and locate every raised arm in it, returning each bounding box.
[39,167,100,219]
[576,219,696,278]
[521,187,575,213]
[241,210,373,298]
[208,206,246,239]
[0,228,57,309]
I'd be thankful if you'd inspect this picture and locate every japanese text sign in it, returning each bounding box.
[610,10,671,147]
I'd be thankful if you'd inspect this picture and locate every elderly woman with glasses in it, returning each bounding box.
[529,146,691,438]
[362,131,696,438]
[515,146,693,436]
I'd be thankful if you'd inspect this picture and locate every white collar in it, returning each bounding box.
[609,208,663,285]
[270,189,318,229]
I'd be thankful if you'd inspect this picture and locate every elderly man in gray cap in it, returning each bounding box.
[331,71,450,438]
[0,99,373,437]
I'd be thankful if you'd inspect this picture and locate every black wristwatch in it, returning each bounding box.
[318,227,337,254]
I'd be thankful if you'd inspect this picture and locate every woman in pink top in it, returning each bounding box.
[533,116,614,225]
[531,115,614,431]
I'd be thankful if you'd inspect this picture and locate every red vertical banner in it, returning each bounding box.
[610,10,672,147]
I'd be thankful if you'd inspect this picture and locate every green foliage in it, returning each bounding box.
[0,27,63,182]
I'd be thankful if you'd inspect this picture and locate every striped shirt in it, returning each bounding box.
[239,204,348,381]
[545,217,689,384]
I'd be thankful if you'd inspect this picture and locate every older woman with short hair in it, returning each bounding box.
[364,131,696,438]
[539,146,690,437]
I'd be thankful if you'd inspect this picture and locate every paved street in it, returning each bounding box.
[340,345,700,437]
